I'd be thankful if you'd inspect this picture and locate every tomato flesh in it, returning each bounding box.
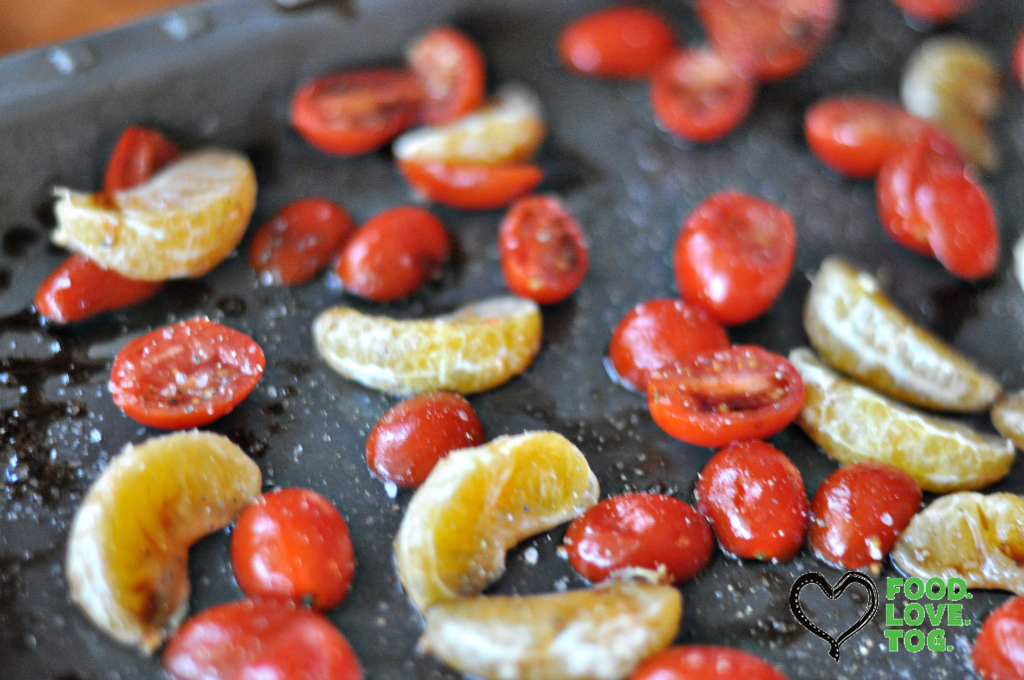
[632,646,791,680]
[891,0,975,23]
[109,317,265,429]
[35,254,164,324]
[398,160,543,211]
[563,493,714,584]
[104,125,181,193]
[408,27,486,125]
[558,5,677,79]
[250,198,354,286]
[974,596,1024,680]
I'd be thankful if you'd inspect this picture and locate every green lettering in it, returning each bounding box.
[884,628,904,651]
[886,603,904,626]
[925,603,946,626]
[947,604,964,626]
[886,577,904,599]
[925,577,945,600]
[905,577,924,600]
[904,602,925,626]
[947,578,968,601]
[927,629,947,652]
[904,628,925,652]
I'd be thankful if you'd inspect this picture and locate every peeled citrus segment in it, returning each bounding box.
[394,431,599,611]
[805,258,1000,412]
[393,84,545,166]
[791,347,1013,493]
[421,582,681,680]
[993,391,1024,451]
[892,492,1024,594]
[66,431,261,652]
[313,296,542,396]
[52,149,257,281]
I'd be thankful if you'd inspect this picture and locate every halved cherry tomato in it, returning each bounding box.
[695,0,838,81]
[335,206,450,301]
[231,488,355,610]
[291,69,424,156]
[558,5,676,79]
[1014,29,1024,90]
[607,299,729,392]
[973,596,1024,680]
[808,461,921,571]
[647,346,804,448]
[249,198,354,286]
[877,133,998,279]
[398,160,543,211]
[109,317,265,429]
[163,599,363,680]
[563,493,714,584]
[650,49,755,143]
[408,27,486,125]
[35,254,164,324]
[366,392,485,488]
[498,195,588,304]
[631,646,791,680]
[674,191,796,325]
[103,125,181,193]
[891,0,974,23]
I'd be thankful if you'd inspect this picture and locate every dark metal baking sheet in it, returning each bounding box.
[1,0,1023,678]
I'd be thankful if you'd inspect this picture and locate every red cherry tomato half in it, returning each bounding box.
[408,27,486,125]
[291,69,424,156]
[398,160,544,210]
[650,49,755,144]
[558,5,676,79]
[35,254,164,324]
[103,125,181,193]
[891,0,974,23]
[335,206,450,302]
[231,488,355,610]
[695,440,808,562]
[808,461,921,571]
[877,133,998,279]
[498,195,588,305]
[249,198,355,286]
[695,0,838,82]
[1014,29,1024,90]
[366,392,485,488]
[109,317,265,429]
[631,646,791,680]
[647,345,804,448]
[163,599,363,680]
[607,299,729,392]
[973,596,1024,680]
[563,493,714,584]
[674,191,796,326]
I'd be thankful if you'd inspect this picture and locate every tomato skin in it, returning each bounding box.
[1014,29,1024,90]
[35,254,164,324]
[808,461,921,570]
[366,392,485,488]
[231,488,355,610]
[647,346,805,448]
[109,317,265,429]
[608,299,729,392]
[650,49,755,143]
[631,646,790,680]
[291,69,424,156]
[103,125,181,193]
[163,599,363,680]
[335,206,450,302]
[398,160,543,210]
[974,596,1024,680]
[891,0,974,23]
[408,27,486,125]
[558,5,676,79]
[695,440,808,562]
[563,493,714,584]
[674,191,796,326]
[249,198,354,286]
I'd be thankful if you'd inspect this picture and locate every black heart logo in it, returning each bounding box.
[789,571,879,661]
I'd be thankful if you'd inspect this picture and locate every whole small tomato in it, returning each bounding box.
[249,198,354,286]
[35,254,164,324]
[398,160,544,211]
[335,206,451,301]
[809,461,922,571]
[674,191,796,326]
[891,0,974,23]
[104,125,181,193]
[563,493,714,584]
[558,5,676,79]
[163,599,362,680]
[974,596,1024,680]
[408,27,486,125]
[607,299,729,392]
[631,646,790,680]
[366,392,485,488]
[232,488,355,610]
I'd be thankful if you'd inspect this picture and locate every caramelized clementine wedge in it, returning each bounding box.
[993,390,1024,451]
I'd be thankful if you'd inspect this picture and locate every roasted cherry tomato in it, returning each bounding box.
[808,461,921,571]
[607,299,729,392]
[35,254,164,324]
[632,646,791,680]
[408,27,486,125]
[1014,29,1024,90]
[974,596,1024,680]
[650,49,755,143]
[335,206,450,301]
[695,0,838,82]
[695,440,808,562]
[891,0,974,23]
[647,346,804,448]
[498,195,588,304]
[163,599,363,680]
[398,160,543,211]
[563,493,714,584]
[877,133,998,279]
[109,317,265,429]
[103,125,181,193]
[674,191,796,325]
[558,5,676,79]
[291,69,424,156]
[232,488,355,610]
[249,198,354,286]
[366,392,485,488]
